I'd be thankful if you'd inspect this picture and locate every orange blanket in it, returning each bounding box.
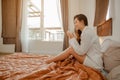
[0,53,106,80]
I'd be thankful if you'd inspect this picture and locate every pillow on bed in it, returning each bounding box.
[107,65,120,80]
[103,47,120,72]
[101,39,120,53]
[102,39,120,72]
[101,39,111,53]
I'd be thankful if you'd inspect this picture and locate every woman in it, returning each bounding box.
[46,14,103,71]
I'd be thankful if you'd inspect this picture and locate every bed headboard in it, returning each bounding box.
[97,18,112,36]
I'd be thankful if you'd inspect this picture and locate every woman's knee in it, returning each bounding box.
[65,47,72,52]
[68,47,76,54]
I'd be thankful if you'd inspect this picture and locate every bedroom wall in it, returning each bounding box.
[112,0,120,42]
[68,0,81,32]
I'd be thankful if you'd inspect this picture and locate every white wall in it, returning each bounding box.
[112,0,120,41]
[68,0,81,32]
[79,0,95,28]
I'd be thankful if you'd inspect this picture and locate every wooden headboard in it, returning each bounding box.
[97,18,112,36]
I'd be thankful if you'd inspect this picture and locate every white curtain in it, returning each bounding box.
[56,0,62,28]
[21,0,63,53]
[21,0,29,53]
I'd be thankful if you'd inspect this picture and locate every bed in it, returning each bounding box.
[0,39,120,80]
[0,52,105,80]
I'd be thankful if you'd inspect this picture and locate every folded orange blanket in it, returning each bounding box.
[0,53,106,80]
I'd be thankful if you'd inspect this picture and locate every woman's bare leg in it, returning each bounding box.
[46,47,86,64]
[46,47,71,63]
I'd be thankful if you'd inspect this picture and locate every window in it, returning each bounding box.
[27,0,64,41]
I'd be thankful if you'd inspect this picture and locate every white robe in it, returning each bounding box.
[69,27,103,70]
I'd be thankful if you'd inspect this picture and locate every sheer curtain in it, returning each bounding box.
[21,0,63,53]
[56,0,62,28]
[21,0,29,53]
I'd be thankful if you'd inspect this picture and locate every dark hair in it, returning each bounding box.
[74,29,82,44]
[74,14,88,26]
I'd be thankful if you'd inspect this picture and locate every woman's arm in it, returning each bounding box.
[66,31,75,39]
[69,29,94,55]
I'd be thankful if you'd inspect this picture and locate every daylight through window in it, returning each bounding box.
[27,0,64,41]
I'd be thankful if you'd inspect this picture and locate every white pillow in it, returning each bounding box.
[101,39,111,53]
[101,39,120,53]
[103,47,120,72]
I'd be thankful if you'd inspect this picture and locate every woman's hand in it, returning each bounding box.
[67,31,74,39]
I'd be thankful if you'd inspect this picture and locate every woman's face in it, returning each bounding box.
[74,18,82,30]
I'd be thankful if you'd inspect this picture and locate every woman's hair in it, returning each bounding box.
[74,14,88,26]
[74,28,82,44]
[74,14,88,44]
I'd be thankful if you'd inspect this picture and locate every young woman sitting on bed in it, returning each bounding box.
[46,14,103,71]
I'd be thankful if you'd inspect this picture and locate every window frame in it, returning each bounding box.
[27,0,63,41]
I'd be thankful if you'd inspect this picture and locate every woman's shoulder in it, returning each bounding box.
[86,27,94,31]
[83,27,95,35]
[82,27,98,39]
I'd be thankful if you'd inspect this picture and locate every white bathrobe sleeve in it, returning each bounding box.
[69,28,94,55]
